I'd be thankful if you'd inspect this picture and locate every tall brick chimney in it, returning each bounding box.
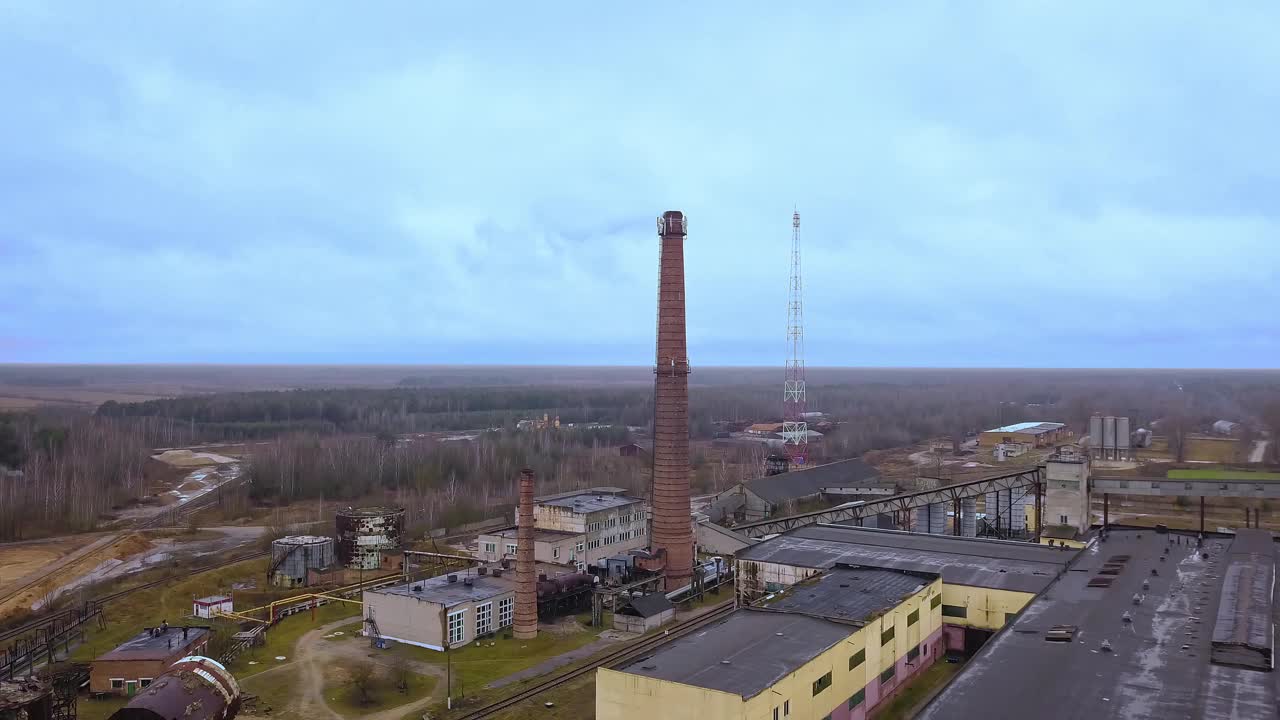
[650,211,694,591]
[513,468,538,640]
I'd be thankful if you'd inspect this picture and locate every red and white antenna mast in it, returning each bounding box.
[781,209,808,465]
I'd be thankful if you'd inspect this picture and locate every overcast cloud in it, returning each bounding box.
[2,2,1277,367]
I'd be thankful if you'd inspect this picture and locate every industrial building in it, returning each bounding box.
[336,507,404,571]
[1088,415,1134,460]
[474,527,582,568]
[90,626,210,696]
[477,488,648,571]
[734,524,1075,649]
[191,595,232,619]
[916,528,1278,720]
[0,677,53,720]
[613,593,675,633]
[363,569,515,651]
[978,421,1068,448]
[708,458,887,523]
[598,565,944,720]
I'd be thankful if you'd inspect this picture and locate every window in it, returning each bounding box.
[476,602,493,636]
[848,689,865,709]
[553,547,560,559]
[111,679,124,690]
[483,541,496,554]
[907,644,920,661]
[881,626,895,644]
[812,671,832,696]
[1059,514,1069,524]
[505,543,517,556]
[447,610,466,646]
[930,594,942,609]
[1005,612,1018,626]
[849,649,865,670]
[783,699,790,716]
[773,708,779,720]
[139,678,152,688]
[498,597,514,627]
[576,541,585,553]
[880,666,896,683]
[942,605,967,618]
[907,609,919,626]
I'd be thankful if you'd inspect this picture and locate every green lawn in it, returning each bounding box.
[489,673,595,720]
[327,670,437,719]
[229,602,362,677]
[75,695,128,720]
[1168,469,1280,480]
[392,626,605,692]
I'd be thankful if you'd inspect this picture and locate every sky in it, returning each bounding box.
[1,3,1278,368]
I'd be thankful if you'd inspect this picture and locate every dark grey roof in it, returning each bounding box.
[1210,529,1274,670]
[97,626,210,661]
[917,529,1278,720]
[616,609,853,699]
[371,571,515,607]
[762,566,935,624]
[624,593,674,618]
[736,525,1074,593]
[744,458,881,505]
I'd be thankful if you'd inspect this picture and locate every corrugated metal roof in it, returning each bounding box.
[741,458,882,505]
[615,609,853,698]
[985,422,1065,434]
[96,626,209,661]
[736,525,1073,593]
[762,565,935,623]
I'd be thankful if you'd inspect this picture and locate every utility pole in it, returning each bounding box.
[781,210,809,466]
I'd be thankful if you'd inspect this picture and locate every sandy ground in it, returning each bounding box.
[0,533,150,619]
[151,449,239,467]
[0,536,96,586]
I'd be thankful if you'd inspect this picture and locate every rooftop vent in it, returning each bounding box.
[1088,577,1115,588]
[492,569,503,578]
[1044,625,1078,642]
[464,577,474,586]
[447,574,458,584]
[478,567,488,576]
[412,585,423,592]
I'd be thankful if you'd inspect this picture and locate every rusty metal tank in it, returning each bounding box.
[335,506,405,570]
[109,656,240,720]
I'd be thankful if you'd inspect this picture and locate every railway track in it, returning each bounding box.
[0,549,268,644]
[452,600,736,720]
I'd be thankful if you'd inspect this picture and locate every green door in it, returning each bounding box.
[125,680,138,697]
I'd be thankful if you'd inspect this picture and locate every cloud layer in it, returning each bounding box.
[2,2,1278,366]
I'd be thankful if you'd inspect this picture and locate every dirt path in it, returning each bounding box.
[293,619,349,720]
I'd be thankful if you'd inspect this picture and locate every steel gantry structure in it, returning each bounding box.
[732,467,1044,539]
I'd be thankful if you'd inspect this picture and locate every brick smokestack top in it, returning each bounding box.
[650,210,693,591]
[513,468,538,640]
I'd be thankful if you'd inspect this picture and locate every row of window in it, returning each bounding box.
[447,597,516,646]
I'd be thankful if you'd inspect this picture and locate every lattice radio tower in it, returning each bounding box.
[781,209,808,465]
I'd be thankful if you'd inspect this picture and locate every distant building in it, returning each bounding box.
[978,422,1068,448]
[364,570,515,651]
[617,442,650,458]
[91,625,210,696]
[1213,420,1242,436]
[475,527,581,567]
[745,423,784,436]
[613,593,675,633]
[708,458,887,523]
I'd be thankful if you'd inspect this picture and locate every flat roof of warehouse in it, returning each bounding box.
[762,565,937,622]
[916,528,1278,720]
[984,421,1065,434]
[371,572,515,606]
[96,626,209,661]
[735,525,1075,593]
[615,609,855,699]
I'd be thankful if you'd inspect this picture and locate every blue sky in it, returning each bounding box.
[2,2,1278,367]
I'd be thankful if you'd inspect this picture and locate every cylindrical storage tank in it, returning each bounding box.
[1089,416,1103,451]
[1116,417,1131,453]
[984,492,999,534]
[915,506,930,534]
[929,504,946,535]
[960,497,977,537]
[271,535,335,586]
[336,507,406,570]
[109,656,240,720]
[1103,416,1117,456]
[1000,491,1013,533]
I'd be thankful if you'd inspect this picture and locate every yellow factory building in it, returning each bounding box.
[732,525,1076,648]
[598,566,944,720]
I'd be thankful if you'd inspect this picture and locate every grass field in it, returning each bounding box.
[487,673,595,720]
[392,622,606,692]
[1167,469,1280,480]
[876,660,964,718]
[230,602,362,677]
[325,667,437,719]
